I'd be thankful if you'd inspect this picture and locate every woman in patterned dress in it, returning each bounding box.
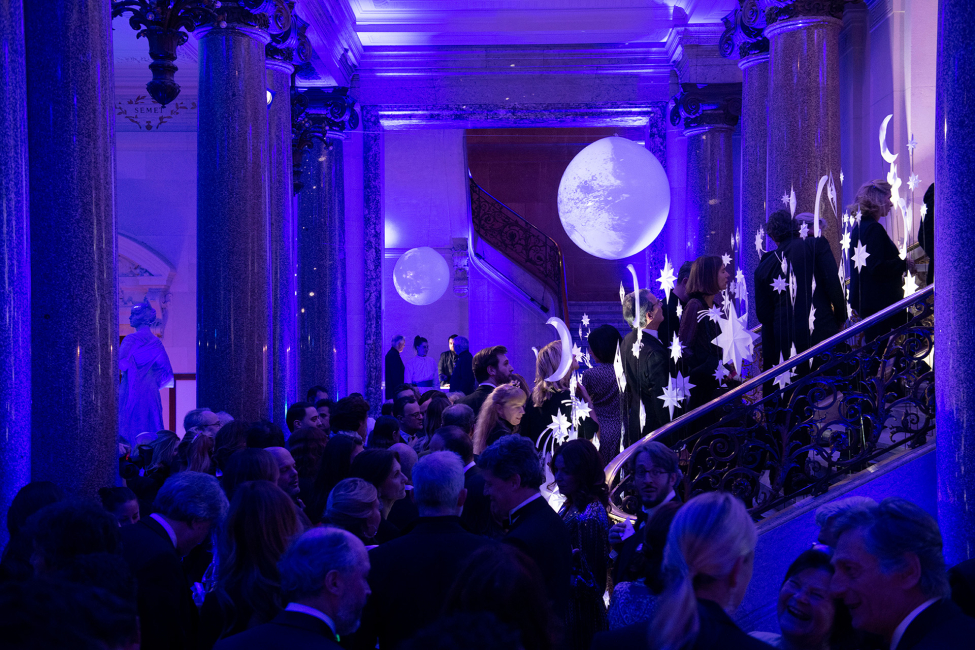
[581,324,624,464]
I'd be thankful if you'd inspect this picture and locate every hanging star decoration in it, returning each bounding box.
[581,313,590,328]
[669,333,684,363]
[811,276,817,294]
[790,185,797,217]
[722,253,732,267]
[755,226,766,255]
[808,304,817,335]
[639,401,646,431]
[840,230,851,253]
[631,338,644,359]
[712,303,757,372]
[907,135,918,153]
[908,173,921,192]
[619,282,625,304]
[771,275,788,294]
[789,271,798,306]
[658,379,682,420]
[578,325,583,341]
[842,212,849,227]
[735,268,745,290]
[674,371,696,402]
[780,254,788,276]
[544,411,572,446]
[827,171,838,215]
[798,221,810,240]
[781,191,790,206]
[572,397,593,422]
[840,170,845,184]
[657,256,677,300]
[903,271,919,297]
[698,305,723,323]
[613,344,626,394]
[852,241,870,271]
[773,353,796,391]
[713,363,731,388]
[920,203,928,218]
[854,208,863,224]
[572,343,585,364]
[676,302,683,320]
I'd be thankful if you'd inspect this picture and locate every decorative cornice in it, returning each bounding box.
[720,2,770,61]
[670,83,742,132]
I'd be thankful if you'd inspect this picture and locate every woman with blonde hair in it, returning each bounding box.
[473,382,527,454]
[521,339,596,445]
[323,477,383,546]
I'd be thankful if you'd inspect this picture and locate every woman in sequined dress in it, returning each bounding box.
[552,439,612,650]
[580,324,624,464]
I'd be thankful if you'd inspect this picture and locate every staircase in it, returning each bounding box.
[567,301,630,338]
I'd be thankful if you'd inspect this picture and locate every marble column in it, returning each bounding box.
[267,59,298,425]
[24,0,118,494]
[297,132,348,400]
[0,0,31,531]
[672,84,740,262]
[738,54,769,327]
[935,0,975,566]
[196,20,272,421]
[765,4,846,261]
[362,107,385,415]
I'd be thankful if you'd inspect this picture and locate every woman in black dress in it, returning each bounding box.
[522,340,598,447]
[677,255,730,410]
[472,382,527,454]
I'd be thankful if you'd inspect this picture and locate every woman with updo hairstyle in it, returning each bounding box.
[678,255,731,409]
[404,335,438,388]
[323,478,383,547]
[520,339,597,445]
[644,491,763,650]
[848,179,914,342]
[551,438,612,649]
[348,448,408,543]
[199,481,301,649]
[472,382,527,455]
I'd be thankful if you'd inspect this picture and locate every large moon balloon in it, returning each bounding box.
[557,136,670,260]
[393,247,450,306]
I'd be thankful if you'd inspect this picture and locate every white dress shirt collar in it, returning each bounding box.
[509,492,543,518]
[890,598,939,650]
[149,513,178,549]
[464,461,476,473]
[285,603,337,636]
[641,329,660,339]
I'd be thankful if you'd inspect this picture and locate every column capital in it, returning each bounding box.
[291,87,360,193]
[266,2,311,69]
[670,83,742,133]
[720,1,770,61]
[764,0,860,26]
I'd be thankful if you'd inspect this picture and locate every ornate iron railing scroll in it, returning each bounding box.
[468,175,569,323]
[606,284,935,521]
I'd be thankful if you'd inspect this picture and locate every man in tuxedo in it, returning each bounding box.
[609,442,680,585]
[621,289,671,446]
[457,345,514,421]
[354,452,494,649]
[119,471,228,650]
[829,497,975,650]
[478,435,572,618]
[215,527,371,650]
[384,335,406,400]
[448,336,476,395]
[430,425,502,538]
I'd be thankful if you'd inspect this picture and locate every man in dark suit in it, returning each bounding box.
[755,210,847,369]
[457,344,514,420]
[438,334,458,386]
[119,471,228,650]
[448,336,476,395]
[354,451,494,649]
[215,527,371,650]
[621,289,672,447]
[829,497,975,650]
[384,335,406,400]
[478,435,572,619]
[608,442,680,585]
[430,425,503,538]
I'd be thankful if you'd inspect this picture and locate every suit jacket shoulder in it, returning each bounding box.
[214,611,341,650]
[897,598,975,650]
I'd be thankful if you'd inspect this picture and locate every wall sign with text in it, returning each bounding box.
[116,93,197,132]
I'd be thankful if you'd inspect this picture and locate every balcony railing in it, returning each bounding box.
[605,284,935,521]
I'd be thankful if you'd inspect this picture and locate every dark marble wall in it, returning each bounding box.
[362,108,385,414]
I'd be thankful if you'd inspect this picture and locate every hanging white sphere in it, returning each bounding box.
[557,136,671,260]
[393,246,450,306]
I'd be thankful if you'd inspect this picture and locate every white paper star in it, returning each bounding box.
[639,401,646,432]
[789,271,798,306]
[713,363,730,387]
[781,191,790,206]
[780,254,788,276]
[620,282,625,304]
[712,303,757,372]
[827,171,837,215]
[578,325,583,341]
[631,338,643,359]
[572,343,584,363]
[840,170,845,184]
[771,275,788,294]
[920,203,928,218]
[722,253,732,267]
[572,398,592,422]
[855,209,862,224]
[614,344,626,394]
[657,256,677,300]
[799,221,809,240]
[808,304,817,335]
[841,230,851,253]
[697,305,722,323]
[842,212,850,227]
[581,313,590,328]
[773,353,796,391]
[908,173,921,192]
[790,343,798,359]
[790,185,797,217]
[852,241,870,271]
[755,226,765,255]
[676,302,683,320]
[903,271,918,297]
[907,135,918,153]
[674,371,696,402]
[582,352,592,369]
[545,412,572,444]
[811,276,817,294]
[658,380,681,420]
[669,333,684,363]
[735,268,745,287]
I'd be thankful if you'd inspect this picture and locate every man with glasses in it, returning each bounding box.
[183,408,222,438]
[609,441,681,584]
[621,289,672,448]
[394,397,424,444]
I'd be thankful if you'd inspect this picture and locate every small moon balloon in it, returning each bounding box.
[392,247,450,306]
[544,317,574,383]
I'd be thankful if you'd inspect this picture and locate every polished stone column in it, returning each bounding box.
[297,132,348,400]
[739,54,769,327]
[935,0,975,566]
[765,5,845,261]
[24,0,118,494]
[196,21,272,421]
[672,84,740,261]
[0,0,31,530]
[362,107,384,414]
[267,59,297,425]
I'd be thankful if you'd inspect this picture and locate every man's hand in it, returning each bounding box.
[609,522,627,546]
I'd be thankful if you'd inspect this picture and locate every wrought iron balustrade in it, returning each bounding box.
[605,284,935,521]
[468,174,569,322]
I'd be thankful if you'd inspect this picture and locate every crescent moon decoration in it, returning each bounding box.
[626,264,641,330]
[544,317,574,383]
[813,174,829,239]
[880,114,898,164]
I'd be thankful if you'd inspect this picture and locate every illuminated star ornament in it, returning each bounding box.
[798,221,809,240]
[840,170,845,184]
[907,135,918,153]
[581,313,590,328]
[619,282,625,304]
[789,271,798,306]
[908,173,921,192]
[657,256,677,299]
[676,302,683,319]
[789,185,797,217]
[674,371,695,402]
[613,344,626,394]
[713,363,731,387]
[840,230,852,253]
[658,379,682,419]
[808,305,817,335]
[712,303,757,372]
[572,343,584,363]
[920,203,928,218]
[852,241,870,271]
[722,253,732,267]
[773,353,796,391]
[544,411,572,445]
[755,226,765,255]
[669,333,684,363]
[903,271,919,297]
[771,275,788,294]
[855,209,863,224]
[781,191,790,206]
[631,338,643,359]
